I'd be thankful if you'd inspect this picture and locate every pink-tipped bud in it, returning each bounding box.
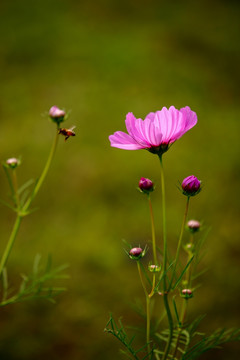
[139,177,154,194]
[129,247,144,260]
[5,157,20,169]
[49,106,66,124]
[181,288,193,299]
[182,175,201,197]
[148,264,161,273]
[187,220,201,233]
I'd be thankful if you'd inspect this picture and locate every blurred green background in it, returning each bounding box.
[0,0,240,359]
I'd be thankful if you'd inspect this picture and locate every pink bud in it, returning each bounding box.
[182,175,201,196]
[49,106,65,124]
[5,158,20,169]
[181,288,193,299]
[187,219,201,232]
[139,177,154,194]
[129,247,144,260]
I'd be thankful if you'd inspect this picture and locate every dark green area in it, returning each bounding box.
[0,0,240,359]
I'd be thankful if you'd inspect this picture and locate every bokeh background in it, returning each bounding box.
[0,0,240,359]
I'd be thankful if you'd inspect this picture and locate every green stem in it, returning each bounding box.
[171,299,188,359]
[137,261,151,352]
[0,128,59,277]
[0,215,22,277]
[169,197,190,290]
[3,166,15,203]
[148,196,157,265]
[12,169,20,208]
[158,155,173,360]
[22,127,59,213]
[149,273,156,298]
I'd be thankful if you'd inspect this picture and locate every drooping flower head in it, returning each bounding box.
[109,106,197,156]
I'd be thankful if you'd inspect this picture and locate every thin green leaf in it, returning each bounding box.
[0,198,16,211]
[171,256,194,291]
[17,178,35,195]
[172,296,180,326]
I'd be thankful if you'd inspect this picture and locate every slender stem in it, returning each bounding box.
[137,261,148,298]
[0,215,22,277]
[158,156,167,276]
[186,234,194,287]
[149,273,156,298]
[22,127,59,212]
[0,128,59,277]
[169,196,190,290]
[3,166,15,202]
[137,261,151,352]
[158,155,173,360]
[12,169,20,208]
[148,196,157,265]
[171,299,188,359]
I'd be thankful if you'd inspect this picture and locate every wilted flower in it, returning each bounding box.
[129,247,145,260]
[5,158,21,169]
[139,177,154,194]
[49,106,65,124]
[187,219,201,233]
[109,106,197,156]
[182,175,201,197]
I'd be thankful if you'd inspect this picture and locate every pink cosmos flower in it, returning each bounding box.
[109,106,197,155]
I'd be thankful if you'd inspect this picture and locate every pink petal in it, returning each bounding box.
[109,131,145,150]
[125,113,148,145]
[153,107,182,143]
[171,106,198,141]
[180,106,198,132]
[144,112,155,121]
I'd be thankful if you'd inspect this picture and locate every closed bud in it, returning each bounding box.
[138,177,154,194]
[148,264,161,273]
[187,219,201,233]
[181,288,193,299]
[5,157,21,169]
[181,175,201,197]
[129,247,145,260]
[49,106,66,125]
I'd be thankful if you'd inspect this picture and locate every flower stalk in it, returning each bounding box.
[169,196,190,290]
[22,127,59,213]
[148,195,157,266]
[137,261,151,352]
[159,154,174,360]
[0,124,60,277]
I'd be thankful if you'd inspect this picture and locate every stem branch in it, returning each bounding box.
[0,215,22,277]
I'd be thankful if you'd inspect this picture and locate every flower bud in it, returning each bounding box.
[138,177,154,194]
[148,264,161,273]
[181,288,193,299]
[5,157,21,169]
[187,219,201,233]
[181,175,201,197]
[129,247,144,260]
[49,106,65,124]
[184,242,194,255]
